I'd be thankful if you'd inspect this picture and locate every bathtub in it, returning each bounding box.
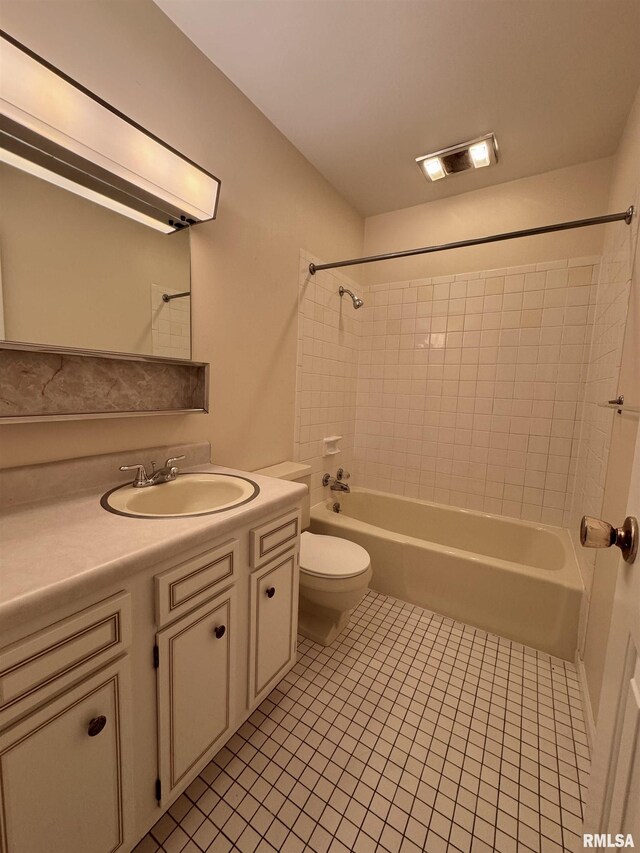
[310,488,583,661]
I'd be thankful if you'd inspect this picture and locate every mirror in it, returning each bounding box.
[0,162,191,359]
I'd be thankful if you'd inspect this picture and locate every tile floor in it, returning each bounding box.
[136,590,590,853]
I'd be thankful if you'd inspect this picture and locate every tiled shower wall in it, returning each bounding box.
[356,258,600,525]
[295,252,363,507]
[295,253,601,525]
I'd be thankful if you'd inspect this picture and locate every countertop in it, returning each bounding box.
[0,464,306,633]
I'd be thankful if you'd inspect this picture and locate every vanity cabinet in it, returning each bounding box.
[156,587,236,804]
[248,550,298,706]
[0,499,302,852]
[0,658,132,853]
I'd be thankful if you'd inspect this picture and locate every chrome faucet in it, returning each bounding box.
[322,468,351,493]
[120,455,185,488]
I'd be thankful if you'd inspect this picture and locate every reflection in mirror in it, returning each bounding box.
[0,162,191,359]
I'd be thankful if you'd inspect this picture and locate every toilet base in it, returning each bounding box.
[297,602,352,647]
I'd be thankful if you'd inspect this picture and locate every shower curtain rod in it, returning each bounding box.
[308,206,635,275]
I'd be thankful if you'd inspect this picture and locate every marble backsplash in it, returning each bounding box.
[0,347,207,420]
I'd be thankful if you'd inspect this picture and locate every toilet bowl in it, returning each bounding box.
[298,531,372,646]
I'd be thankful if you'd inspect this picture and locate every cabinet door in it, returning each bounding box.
[0,658,132,853]
[248,550,298,707]
[156,588,236,802]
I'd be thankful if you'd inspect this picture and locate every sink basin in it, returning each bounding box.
[101,473,260,518]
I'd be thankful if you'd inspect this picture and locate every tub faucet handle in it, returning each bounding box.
[322,472,350,492]
[580,515,638,564]
[336,468,350,481]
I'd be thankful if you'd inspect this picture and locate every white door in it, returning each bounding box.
[583,425,640,838]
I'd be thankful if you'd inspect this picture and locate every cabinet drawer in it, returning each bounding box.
[250,509,300,569]
[248,549,298,707]
[155,539,238,627]
[0,592,131,723]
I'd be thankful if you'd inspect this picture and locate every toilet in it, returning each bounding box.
[298,530,372,646]
[255,461,372,646]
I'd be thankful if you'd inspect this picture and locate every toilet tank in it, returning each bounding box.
[253,461,312,529]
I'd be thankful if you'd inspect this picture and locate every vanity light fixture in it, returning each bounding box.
[1,148,176,234]
[0,31,221,234]
[416,133,499,183]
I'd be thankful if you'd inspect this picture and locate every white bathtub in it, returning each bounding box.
[310,488,583,660]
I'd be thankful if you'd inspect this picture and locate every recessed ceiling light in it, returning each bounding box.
[416,133,499,182]
[424,157,446,181]
[469,141,491,168]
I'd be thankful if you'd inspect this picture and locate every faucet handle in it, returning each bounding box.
[336,468,350,481]
[165,455,186,468]
[119,464,149,487]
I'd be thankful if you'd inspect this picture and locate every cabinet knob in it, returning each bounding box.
[266,587,276,598]
[87,715,107,737]
[214,625,226,639]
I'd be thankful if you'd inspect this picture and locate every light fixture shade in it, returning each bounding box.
[469,142,491,168]
[416,133,499,183]
[424,158,446,181]
[0,31,221,232]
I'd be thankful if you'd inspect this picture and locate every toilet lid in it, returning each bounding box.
[300,532,370,579]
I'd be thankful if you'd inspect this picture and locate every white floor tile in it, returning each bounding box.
[140,590,588,852]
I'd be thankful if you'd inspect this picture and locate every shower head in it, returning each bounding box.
[338,286,364,310]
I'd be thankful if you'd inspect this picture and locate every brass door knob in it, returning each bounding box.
[580,515,638,564]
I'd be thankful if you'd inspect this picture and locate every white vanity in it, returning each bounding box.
[0,445,305,852]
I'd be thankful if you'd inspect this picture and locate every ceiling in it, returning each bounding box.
[154,0,640,217]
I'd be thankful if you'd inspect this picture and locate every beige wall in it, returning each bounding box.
[581,84,640,721]
[363,159,612,285]
[0,0,364,471]
[0,164,190,355]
